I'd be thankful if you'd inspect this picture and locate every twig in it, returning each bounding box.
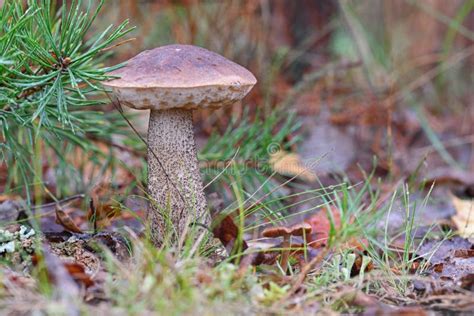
[17,193,84,213]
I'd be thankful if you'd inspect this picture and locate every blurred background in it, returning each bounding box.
[101,0,473,179]
[85,0,473,229]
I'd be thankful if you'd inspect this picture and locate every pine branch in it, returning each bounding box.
[0,0,135,201]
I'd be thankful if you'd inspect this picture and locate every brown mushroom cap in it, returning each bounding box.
[103,44,257,110]
[288,223,312,237]
[262,226,290,238]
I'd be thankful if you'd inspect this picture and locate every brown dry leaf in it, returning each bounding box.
[417,237,474,288]
[55,205,83,234]
[33,246,94,298]
[87,181,122,230]
[305,206,341,248]
[194,269,213,286]
[424,168,474,188]
[269,150,316,182]
[450,193,474,241]
[88,203,121,230]
[211,213,248,255]
[63,262,94,288]
[209,192,247,254]
[453,249,474,258]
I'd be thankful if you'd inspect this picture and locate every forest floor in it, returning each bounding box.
[1,102,472,315]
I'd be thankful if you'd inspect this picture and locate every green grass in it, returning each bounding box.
[0,171,455,315]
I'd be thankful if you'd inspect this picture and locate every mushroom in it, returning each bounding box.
[262,223,312,271]
[103,45,256,247]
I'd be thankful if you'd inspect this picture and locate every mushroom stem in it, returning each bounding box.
[147,108,209,246]
[280,235,291,271]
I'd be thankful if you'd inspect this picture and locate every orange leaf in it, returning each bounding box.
[305,206,341,248]
[63,262,94,288]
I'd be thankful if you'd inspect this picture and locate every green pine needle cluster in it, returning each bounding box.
[0,0,133,201]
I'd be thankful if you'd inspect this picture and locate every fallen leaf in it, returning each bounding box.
[269,150,316,182]
[450,193,474,241]
[87,181,122,230]
[44,231,73,243]
[194,270,213,285]
[433,263,444,273]
[453,249,474,258]
[209,192,252,263]
[460,273,474,290]
[55,205,83,234]
[32,247,94,307]
[417,237,474,288]
[209,193,279,269]
[63,262,94,288]
[212,213,248,255]
[417,237,472,264]
[409,261,421,273]
[305,206,341,248]
[299,116,356,176]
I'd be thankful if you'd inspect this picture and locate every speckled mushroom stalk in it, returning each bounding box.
[146,108,206,245]
[103,45,256,247]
